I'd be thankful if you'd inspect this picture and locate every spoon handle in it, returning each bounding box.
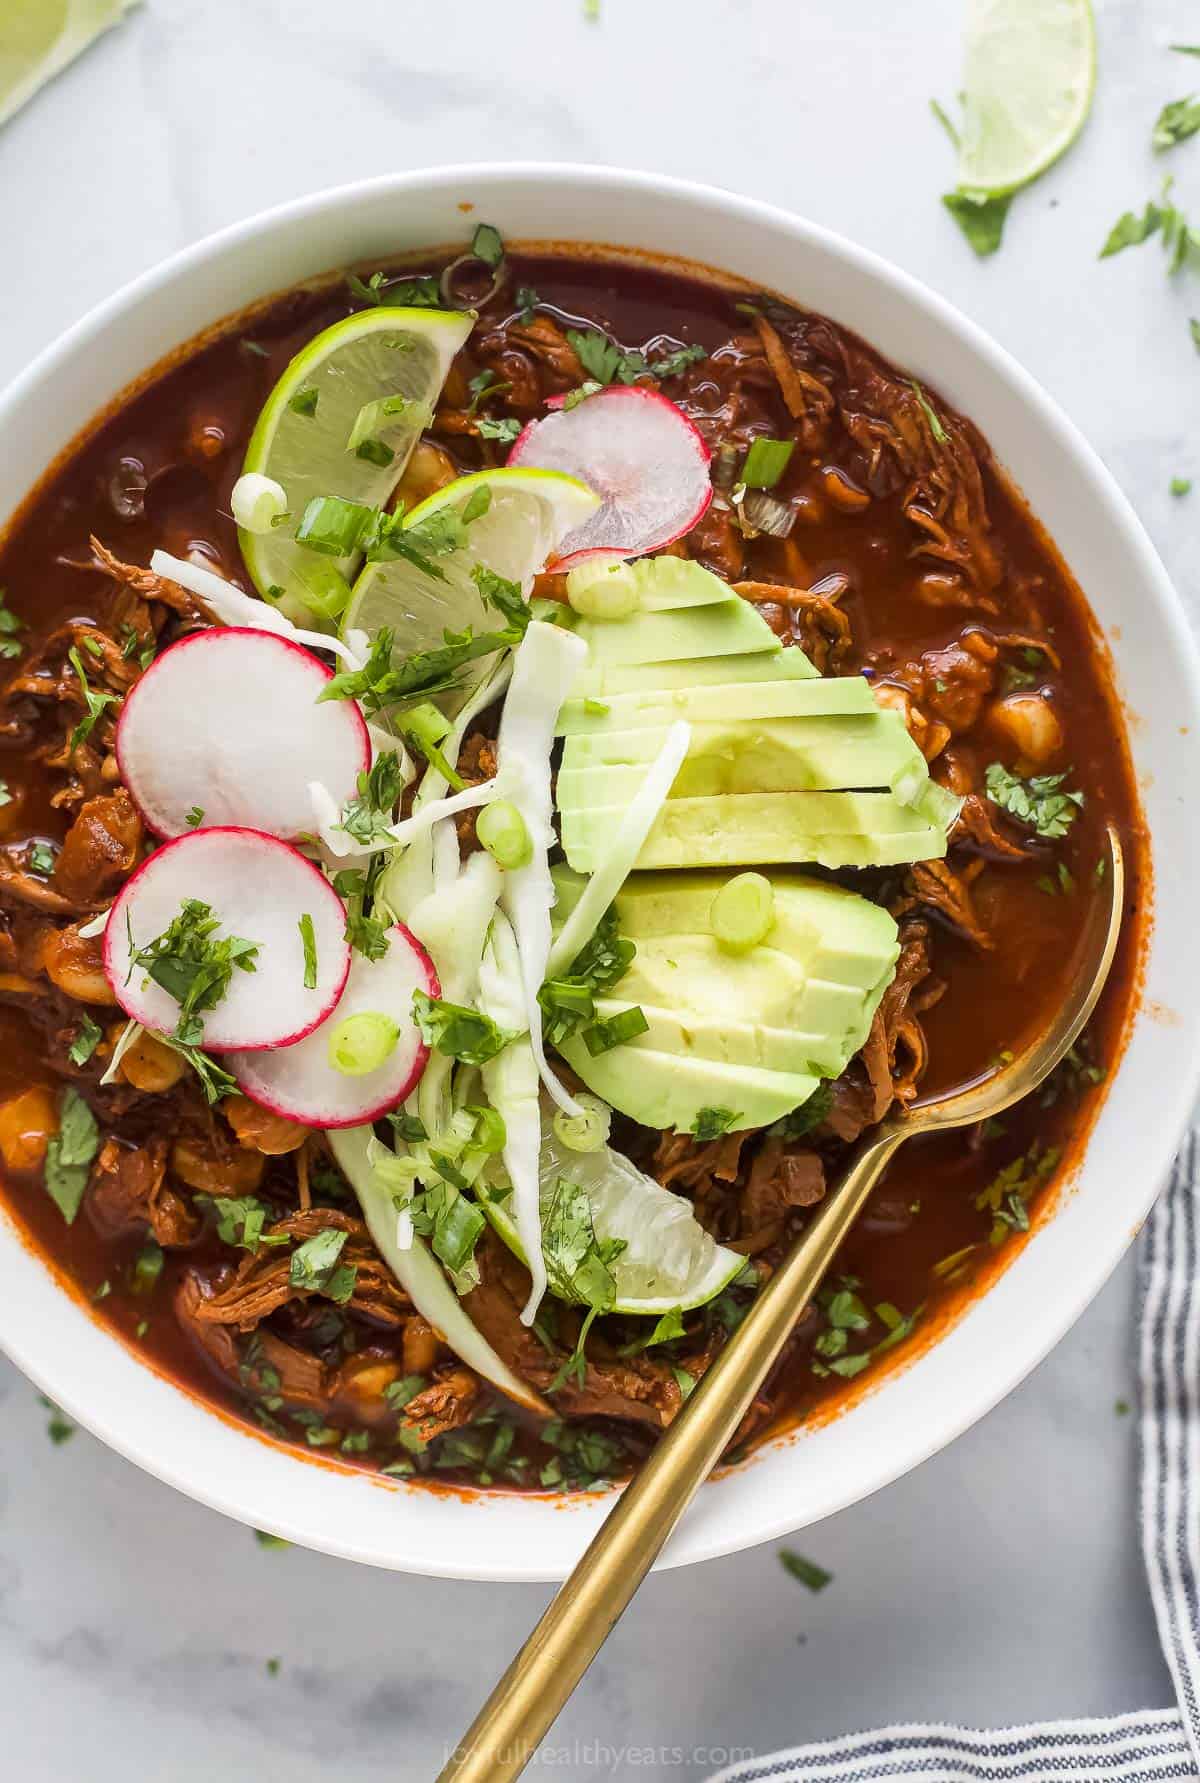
[437,1122,905,1783]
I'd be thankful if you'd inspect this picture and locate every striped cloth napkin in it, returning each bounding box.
[708,1128,1200,1783]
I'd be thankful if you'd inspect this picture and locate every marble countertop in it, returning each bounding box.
[1,0,1196,1774]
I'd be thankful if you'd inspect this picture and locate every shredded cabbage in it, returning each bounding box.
[547,718,691,976]
[479,911,546,1324]
[406,849,504,1144]
[495,620,589,1114]
[329,1124,548,1415]
[149,549,365,669]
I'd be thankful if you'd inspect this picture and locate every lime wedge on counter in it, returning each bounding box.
[342,466,600,677]
[1,0,139,128]
[239,306,474,623]
[956,0,1095,196]
[484,1114,745,1318]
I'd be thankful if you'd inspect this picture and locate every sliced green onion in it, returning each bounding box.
[476,798,532,870]
[328,1011,400,1076]
[582,1006,649,1056]
[292,556,353,620]
[295,495,376,557]
[553,1092,612,1153]
[565,560,640,620]
[231,472,289,534]
[298,914,318,990]
[347,393,412,451]
[289,387,319,417]
[403,701,464,790]
[711,872,775,951]
[472,223,505,267]
[741,437,796,489]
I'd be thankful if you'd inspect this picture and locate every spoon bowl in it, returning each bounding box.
[440,821,1127,1783]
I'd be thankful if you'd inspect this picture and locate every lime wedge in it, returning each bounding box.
[956,0,1095,197]
[239,306,473,623]
[342,466,600,678]
[484,1108,744,1317]
[1,0,139,128]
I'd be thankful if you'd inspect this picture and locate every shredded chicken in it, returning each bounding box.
[734,580,853,674]
[87,1136,197,1247]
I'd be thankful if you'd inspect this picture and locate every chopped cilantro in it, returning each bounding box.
[338,749,408,845]
[332,867,391,963]
[943,191,1011,257]
[298,914,318,990]
[67,644,118,753]
[566,328,704,390]
[254,1529,290,1549]
[1153,96,1200,152]
[127,897,259,1046]
[475,415,521,445]
[537,907,635,1046]
[185,805,204,828]
[68,1014,102,1067]
[1115,1397,1131,1416]
[412,990,510,1064]
[985,762,1083,838]
[43,1088,100,1224]
[619,1305,687,1356]
[206,1194,289,1252]
[0,589,24,660]
[779,1549,832,1592]
[543,1177,627,1391]
[770,1082,833,1141]
[161,1037,237,1105]
[691,1106,740,1141]
[975,1141,1060,1246]
[288,387,319,417]
[289,1227,357,1302]
[471,223,505,268]
[1171,476,1193,496]
[346,270,388,307]
[28,841,55,877]
[40,1395,75,1445]
[515,285,541,322]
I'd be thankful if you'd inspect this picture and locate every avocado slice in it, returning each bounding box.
[558,672,876,736]
[553,867,900,1133]
[623,557,733,612]
[562,790,947,873]
[574,596,780,668]
[557,711,928,802]
[558,1036,821,1135]
[613,872,901,993]
[570,645,818,699]
[593,998,874,1079]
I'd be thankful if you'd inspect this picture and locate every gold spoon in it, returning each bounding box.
[439,822,1125,1783]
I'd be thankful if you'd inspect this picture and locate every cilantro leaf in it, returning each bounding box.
[67,644,118,753]
[984,762,1083,839]
[289,1227,357,1303]
[942,191,1011,257]
[412,990,511,1064]
[68,1014,102,1067]
[44,1088,100,1224]
[691,1107,740,1142]
[771,1082,833,1141]
[127,898,259,1044]
[1154,95,1200,152]
[0,589,24,660]
[338,749,408,845]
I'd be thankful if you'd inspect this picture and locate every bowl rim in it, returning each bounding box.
[2,160,1198,1581]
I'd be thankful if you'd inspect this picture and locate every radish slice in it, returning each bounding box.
[104,827,350,1051]
[229,924,438,1128]
[508,387,712,568]
[116,629,370,841]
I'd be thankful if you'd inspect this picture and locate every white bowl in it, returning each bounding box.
[1,164,1197,1582]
